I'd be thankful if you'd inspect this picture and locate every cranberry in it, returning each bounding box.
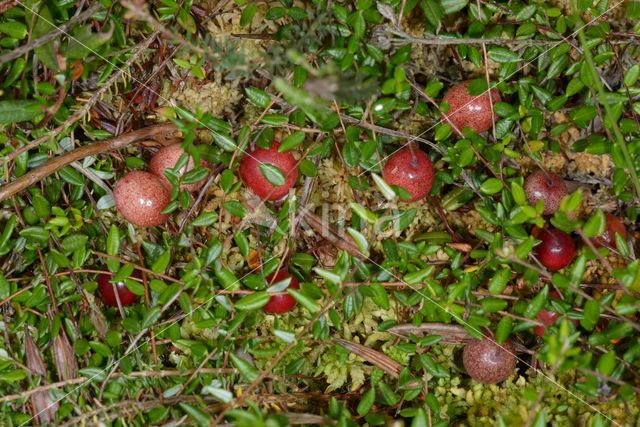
[263,271,300,314]
[98,273,140,307]
[113,171,170,227]
[149,143,205,192]
[591,214,626,250]
[441,80,501,134]
[533,227,576,271]
[462,337,516,384]
[382,146,434,202]
[524,170,567,215]
[533,290,562,337]
[239,142,298,201]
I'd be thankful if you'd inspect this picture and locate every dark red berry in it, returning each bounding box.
[534,290,580,337]
[263,271,300,314]
[114,171,170,227]
[441,80,501,134]
[239,141,298,201]
[462,337,517,384]
[382,146,434,202]
[524,170,567,215]
[591,214,626,250]
[533,227,576,271]
[98,273,140,307]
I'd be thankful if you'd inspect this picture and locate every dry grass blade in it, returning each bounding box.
[51,329,77,381]
[0,123,178,202]
[303,212,364,260]
[333,338,402,378]
[388,322,473,344]
[283,412,336,425]
[24,328,58,424]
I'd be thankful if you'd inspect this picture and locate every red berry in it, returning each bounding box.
[149,143,205,192]
[524,170,567,215]
[98,273,139,307]
[441,81,501,134]
[591,214,626,250]
[382,146,434,202]
[462,337,516,384]
[263,271,299,314]
[114,171,170,227]
[239,142,298,201]
[533,227,576,271]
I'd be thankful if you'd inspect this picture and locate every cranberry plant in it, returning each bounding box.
[0,0,639,425]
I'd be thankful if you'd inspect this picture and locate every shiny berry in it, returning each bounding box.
[533,291,562,337]
[114,171,170,227]
[592,214,626,250]
[98,273,139,307]
[382,146,434,202]
[533,227,576,271]
[442,80,501,134]
[149,143,205,192]
[463,337,517,384]
[524,170,567,215]
[239,142,298,201]
[263,271,300,314]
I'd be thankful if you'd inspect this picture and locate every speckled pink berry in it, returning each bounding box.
[149,143,205,192]
[442,81,501,134]
[463,337,516,384]
[524,170,567,215]
[591,214,627,250]
[114,171,170,227]
[382,146,434,202]
[239,141,298,201]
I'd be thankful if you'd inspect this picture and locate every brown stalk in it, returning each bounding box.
[303,212,364,260]
[0,123,179,202]
[333,338,402,378]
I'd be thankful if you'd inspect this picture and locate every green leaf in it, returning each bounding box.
[0,21,27,39]
[371,173,396,201]
[581,299,600,331]
[488,47,520,63]
[349,202,378,224]
[480,178,504,194]
[259,163,286,186]
[192,212,218,227]
[496,316,512,343]
[230,353,259,382]
[240,2,258,27]
[152,250,171,273]
[515,4,537,20]
[31,4,58,71]
[223,201,247,218]
[106,225,120,273]
[288,289,320,313]
[441,0,468,14]
[524,286,547,318]
[279,131,305,152]
[179,403,210,427]
[488,268,511,294]
[0,100,42,124]
[583,210,606,238]
[357,387,375,416]
[245,87,270,108]
[235,292,270,311]
[212,132,237,151]
[62,234,88,252]
[142,307,161,329]
[624,63,640,87]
